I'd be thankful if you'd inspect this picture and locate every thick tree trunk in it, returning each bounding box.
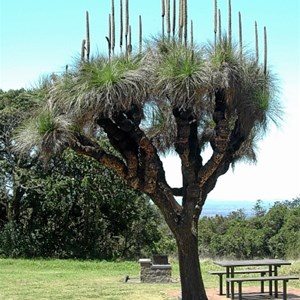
[176,230,208,300]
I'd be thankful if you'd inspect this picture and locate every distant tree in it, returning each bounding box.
[228,208,246,220]
[14,1,282,298]
[253,199,267,217]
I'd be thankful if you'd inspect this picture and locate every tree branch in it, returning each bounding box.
[172,187,183,196]
[97,111,182,228]
[198,89,232,200]
[173,109,202,199]
[97,116,141,189]
[172,108,205,227]
[199,89,251,199]
[69,133,128,180]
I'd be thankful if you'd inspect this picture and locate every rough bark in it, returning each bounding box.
[177,229,207,300]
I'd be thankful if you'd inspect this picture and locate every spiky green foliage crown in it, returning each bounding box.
[14,0,282,163]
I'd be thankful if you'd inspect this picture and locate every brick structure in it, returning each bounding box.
[138,256,172,283]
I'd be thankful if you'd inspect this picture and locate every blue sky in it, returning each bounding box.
[1,0,299,202]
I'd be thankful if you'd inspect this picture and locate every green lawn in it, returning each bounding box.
[0,258,299,299]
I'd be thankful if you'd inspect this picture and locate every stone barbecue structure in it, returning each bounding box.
[138,255,172,283]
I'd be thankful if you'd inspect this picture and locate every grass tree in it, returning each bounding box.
[15,1,282,299]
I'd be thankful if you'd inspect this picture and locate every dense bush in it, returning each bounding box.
[0,149,165,259]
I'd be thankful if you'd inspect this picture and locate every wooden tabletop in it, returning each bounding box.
[213,259,291,267]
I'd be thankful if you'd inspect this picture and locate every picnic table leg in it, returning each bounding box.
[260,272,265,293]
[226,267,230,298]
[274,279,279,298]
[230,267,235,298]
[230,280,235,300]
[274,265,279,297]
[268,265,273,296]
[218,274,223,295]
[282,280,288,300]
[238,282,242,300]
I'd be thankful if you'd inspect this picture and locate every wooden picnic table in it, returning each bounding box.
[213,259,292,298]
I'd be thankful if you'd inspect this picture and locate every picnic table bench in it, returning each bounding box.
[226,275,299,300]
[209,269,270,295]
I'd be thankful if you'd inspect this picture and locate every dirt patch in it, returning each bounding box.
[164,287,300,300]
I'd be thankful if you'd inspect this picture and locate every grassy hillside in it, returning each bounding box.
[0,259,299,299]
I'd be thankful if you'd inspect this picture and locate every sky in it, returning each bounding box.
[0,0,299,203]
